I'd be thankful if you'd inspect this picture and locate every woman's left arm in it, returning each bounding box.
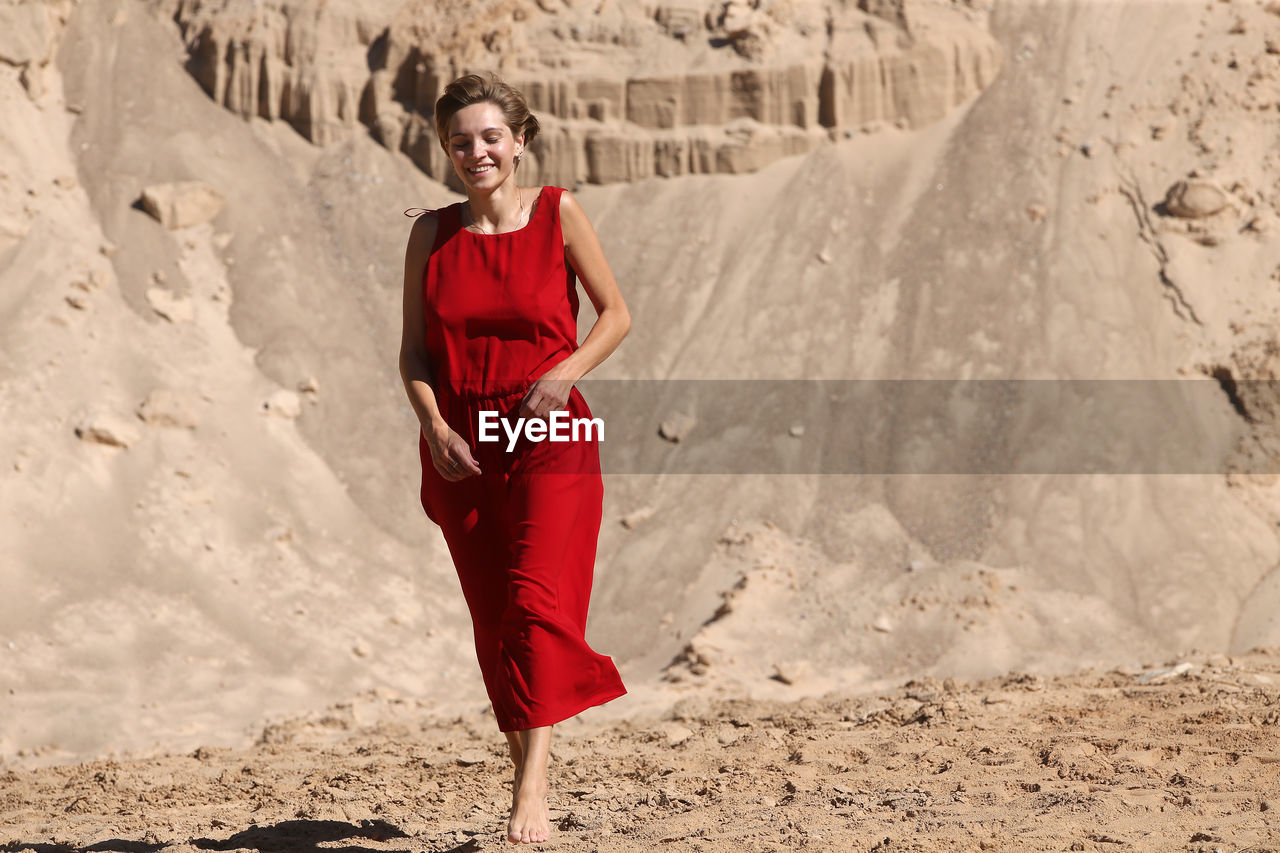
[520,190,631,419]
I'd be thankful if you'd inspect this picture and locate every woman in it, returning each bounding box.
[398,72,631,845]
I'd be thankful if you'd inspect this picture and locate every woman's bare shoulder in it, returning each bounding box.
[556,188,596,249]
[405,207,443,256]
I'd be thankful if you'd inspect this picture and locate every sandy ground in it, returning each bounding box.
[3,647,1278,852]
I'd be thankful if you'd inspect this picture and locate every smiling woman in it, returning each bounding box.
[397,72,633,846]
[437,75,541,235]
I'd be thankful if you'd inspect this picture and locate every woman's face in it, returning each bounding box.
[446,101,524,189]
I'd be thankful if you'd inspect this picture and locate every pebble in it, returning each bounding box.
[664,724,694,747]
[456,749,488,766]
[140,180,226,229]
[1135,661,1195,683]
[772,660,810,685]
[74,413,141,449]
[659,412,696,442]
[145,287,193,324]
[1162,180,1228,219]
[137,388,200,429]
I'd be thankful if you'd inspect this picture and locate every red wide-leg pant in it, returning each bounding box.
[418,385,627,731]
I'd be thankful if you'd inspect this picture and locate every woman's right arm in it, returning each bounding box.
[399,213,482,480]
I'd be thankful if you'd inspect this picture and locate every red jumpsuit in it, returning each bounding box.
[416,184,626,732]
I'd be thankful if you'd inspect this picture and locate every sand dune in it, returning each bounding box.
[3,0,1280,816]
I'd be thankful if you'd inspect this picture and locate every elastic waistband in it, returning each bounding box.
[444,382,528,402]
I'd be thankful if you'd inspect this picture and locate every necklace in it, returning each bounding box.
[465,187,526,235]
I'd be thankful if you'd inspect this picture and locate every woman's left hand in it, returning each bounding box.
[519,363,576,421]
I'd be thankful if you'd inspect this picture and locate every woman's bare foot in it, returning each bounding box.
[506,725,552,844]
[507,768,550,843]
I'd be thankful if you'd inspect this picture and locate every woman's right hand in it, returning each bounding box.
[424,423,482,481]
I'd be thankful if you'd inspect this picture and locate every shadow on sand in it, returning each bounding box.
[1,818,485,853]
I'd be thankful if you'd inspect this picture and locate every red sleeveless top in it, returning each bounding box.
[422,185,579,402]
